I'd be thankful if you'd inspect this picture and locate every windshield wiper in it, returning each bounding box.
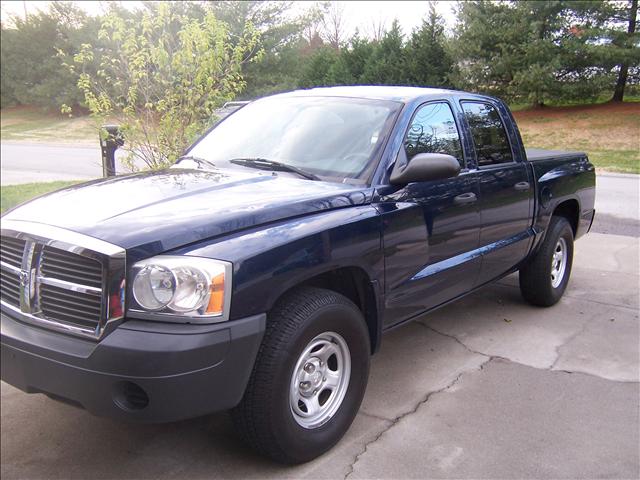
[176,155,217,170]
[229,157,320,181]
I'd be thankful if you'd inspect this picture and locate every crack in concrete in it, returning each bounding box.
[420,319,639,384]
[358,411,393,422]
[494,282,638,311]
[547,367,640,383]
[344,356,493,480]
[549,320,590,371]
[418,322,492,359]
[547,294,636,311]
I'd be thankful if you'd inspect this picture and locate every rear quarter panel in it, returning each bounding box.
[531,154,596,244]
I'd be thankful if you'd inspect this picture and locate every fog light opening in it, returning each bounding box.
[113,381,149,411]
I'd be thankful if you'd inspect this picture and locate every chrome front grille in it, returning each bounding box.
[0,221,125,339]
[0,236,25,269]
[41,245,103,289]
[0,237,25,307]
[40,283,102,329]
[0,267,21,306]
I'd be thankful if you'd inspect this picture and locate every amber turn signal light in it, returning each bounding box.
[206,272,225,315]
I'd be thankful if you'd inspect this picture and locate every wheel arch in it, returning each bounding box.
[552,199,580,237]
[269,266,382,355]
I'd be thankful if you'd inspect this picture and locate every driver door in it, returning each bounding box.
[377,101,482,328]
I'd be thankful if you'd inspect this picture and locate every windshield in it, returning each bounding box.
[186,96,400,182]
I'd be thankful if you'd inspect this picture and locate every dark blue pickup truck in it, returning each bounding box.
[1,86,595,463]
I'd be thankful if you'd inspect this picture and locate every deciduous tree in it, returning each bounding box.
[0,1,98,109]
[68,3,260,169]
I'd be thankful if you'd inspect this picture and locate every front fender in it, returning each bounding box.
[169,206,384,321]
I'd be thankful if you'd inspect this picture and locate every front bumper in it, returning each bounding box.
[1,312,265,423]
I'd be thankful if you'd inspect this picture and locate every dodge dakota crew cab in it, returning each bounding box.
[1,86,595,463]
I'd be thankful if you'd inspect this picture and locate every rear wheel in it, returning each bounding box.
[231,287,370,464]
[519,216,574,306]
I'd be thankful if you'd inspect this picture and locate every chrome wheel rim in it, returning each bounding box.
[551,237,568,288]
[289,331,351,429]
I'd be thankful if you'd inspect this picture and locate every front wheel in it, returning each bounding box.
[231,287,370,464]
[519,216,574,306]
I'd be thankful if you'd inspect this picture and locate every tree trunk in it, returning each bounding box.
[612,0,638,102]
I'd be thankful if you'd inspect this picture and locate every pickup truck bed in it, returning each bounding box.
[526,148,587,161]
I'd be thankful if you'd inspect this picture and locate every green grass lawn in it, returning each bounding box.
[1,107,97,144]
[584,150,639,174]
[1,181,80,214]
[514,101,639,174]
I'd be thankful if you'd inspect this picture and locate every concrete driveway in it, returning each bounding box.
[1,231,638,479]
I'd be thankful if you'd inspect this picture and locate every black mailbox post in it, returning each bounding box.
[100,125,124,177]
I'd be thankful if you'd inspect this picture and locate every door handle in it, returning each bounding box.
[453,192,477,205]
[514,181,530,191]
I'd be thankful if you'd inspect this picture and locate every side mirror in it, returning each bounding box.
[389,153,461,185]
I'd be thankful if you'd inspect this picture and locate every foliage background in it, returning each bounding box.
[2,0,637,108]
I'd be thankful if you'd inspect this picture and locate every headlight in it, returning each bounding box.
[132,265,176,310]
[129,256,232,323]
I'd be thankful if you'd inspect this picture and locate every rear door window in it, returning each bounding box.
[461,102,513,166]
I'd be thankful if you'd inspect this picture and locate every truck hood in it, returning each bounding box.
[3,168,371,258]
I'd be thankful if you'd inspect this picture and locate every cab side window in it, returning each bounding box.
[404,102,464,167]
[461,102,513,166]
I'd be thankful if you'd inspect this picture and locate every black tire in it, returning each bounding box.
[231,287,370,464]
[519,216,574,306]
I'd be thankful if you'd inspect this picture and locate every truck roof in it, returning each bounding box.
[273,85,470,103]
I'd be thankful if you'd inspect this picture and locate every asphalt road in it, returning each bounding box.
[589,173,640,237]
[1,232,638,479]
[0,142,129,184]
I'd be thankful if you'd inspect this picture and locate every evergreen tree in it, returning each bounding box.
[405,3,453,87]
[334,31,376,84]
[611,0,638,101]
[453,0,637,106]
[362,19,408,85]
[299,46,340,88]
[452,1,527,99]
